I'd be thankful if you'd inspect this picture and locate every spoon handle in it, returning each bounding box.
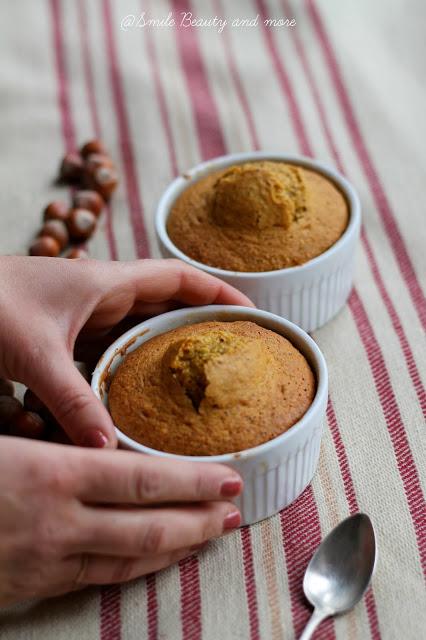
[299,608,329,640]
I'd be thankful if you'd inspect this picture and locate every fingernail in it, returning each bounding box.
[220,478,243,498]
[223,510,241,531]
[81,430,109,448]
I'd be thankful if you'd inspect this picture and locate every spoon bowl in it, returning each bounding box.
[300,513,376,639]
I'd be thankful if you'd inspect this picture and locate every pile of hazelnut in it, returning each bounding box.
[29,139,118,259]
[0,379,69,444]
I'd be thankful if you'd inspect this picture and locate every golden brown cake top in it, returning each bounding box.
[167,161,349,272]
[108,321,316,456]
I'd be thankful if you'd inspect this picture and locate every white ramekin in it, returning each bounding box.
[155,152,361,332]
[91,305,328,526]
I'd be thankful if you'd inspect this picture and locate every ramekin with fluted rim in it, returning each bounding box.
[155,152,361,332]
[91,305,328,526]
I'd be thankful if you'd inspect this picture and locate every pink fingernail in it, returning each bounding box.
[220,478,243,498]
[223,510,241,531]
[82,430,109,448]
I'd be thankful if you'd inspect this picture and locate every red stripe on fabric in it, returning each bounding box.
[284,0,424,422]
[280,486,335,639]
[146,573,158,640]
[170,0,226,159]
[76,0,102,137]
[326,401,358,515]
[179,555,202,640]
[349,289,426,577]
[241,527,261,640]
[281,0,342,168]
[289,5,425,413]
[49,0,76,151]
[100,585,122,640]
[212,0,260,151]
[143,5,179,177]
[254,0,312,156]
[326,401,381,638]
[306,0,426,331]
[76,0,118,260]
[291,0,425,404]
[102,0,150,258]
[360,229,426,418]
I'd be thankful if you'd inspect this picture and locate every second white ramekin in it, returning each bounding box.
[91,305,328,526]
[155,152,361,332]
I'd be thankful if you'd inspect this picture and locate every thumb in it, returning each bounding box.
[28,349,117,448]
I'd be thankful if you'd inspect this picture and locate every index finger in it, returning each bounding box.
[70,448,243,505]
[122,259,255,307]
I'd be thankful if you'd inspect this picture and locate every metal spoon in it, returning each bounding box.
[300,513,376,640]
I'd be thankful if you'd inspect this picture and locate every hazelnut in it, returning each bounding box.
[64,247,89,259]
[0,379,14,397]
[48,424,72,445]
[72,190,104,217]
[84,153,114,173]
[0,396,22,429]
[87,165,118,200]
[67,208,97,241]
[43,200,69,223]
[23,389,46,414]
[29,236,61,257]
[59,151,84,183]
[38,220,69,250]
[81,139,108,158]
[10,411,46,440]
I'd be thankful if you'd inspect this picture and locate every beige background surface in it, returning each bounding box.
[0,0,425,638]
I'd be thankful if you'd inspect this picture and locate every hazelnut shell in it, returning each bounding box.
[10,411,46,440]
[43,201,69,223]
[64,247,89,259]
[72,190,104,217]
[23,389,46,414]
[85,165,118,201]
[81,139,108,158]
[29,236,61,257]
[67,208,97,241]
[0,379,14,397]
[0,396,22,429]
[84,153,114,173]
[38,220,69,250]
[59,152,84,183]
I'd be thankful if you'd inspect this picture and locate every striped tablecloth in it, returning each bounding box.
[0,1,425,638]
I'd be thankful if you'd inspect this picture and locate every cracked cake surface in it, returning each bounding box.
[167,160,349,272]
[108,320,316,456]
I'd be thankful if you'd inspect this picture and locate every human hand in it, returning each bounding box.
[0,256,252,447]
[0,437,242,606]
